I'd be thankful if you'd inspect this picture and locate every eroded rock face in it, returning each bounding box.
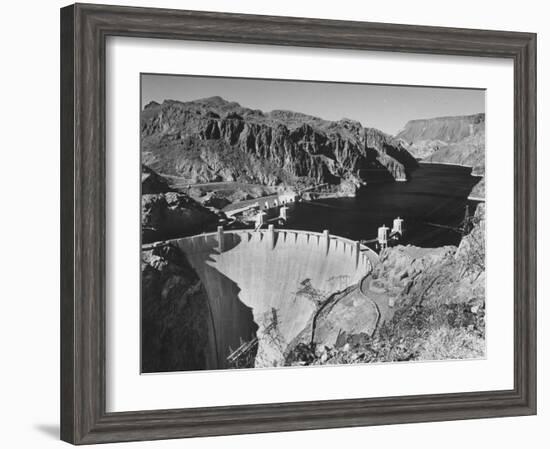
[141,97,417,190]
[141,244,217,372]
[397,113,485,146]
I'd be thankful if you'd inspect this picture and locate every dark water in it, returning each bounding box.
[291,163,482,248]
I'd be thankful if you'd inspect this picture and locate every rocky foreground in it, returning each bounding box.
[141,96,418,194]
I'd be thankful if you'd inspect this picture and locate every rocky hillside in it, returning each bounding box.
[141,97,417,192]
[397,113,484,145]
[397,113,485,198]
[397,113,485,170]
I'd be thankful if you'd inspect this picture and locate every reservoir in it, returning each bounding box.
[291,163,483,248]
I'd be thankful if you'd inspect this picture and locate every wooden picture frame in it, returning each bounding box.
[60,3,537,444]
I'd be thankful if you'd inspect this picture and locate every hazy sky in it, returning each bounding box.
[141,74,485,136]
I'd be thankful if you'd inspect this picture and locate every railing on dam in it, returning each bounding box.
[144,226,379,273]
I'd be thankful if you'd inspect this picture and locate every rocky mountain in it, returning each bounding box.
[141,96,418,192]
[397,113,485,174]
[397,113,484,145]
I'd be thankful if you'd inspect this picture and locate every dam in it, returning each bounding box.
[160,227,378,369]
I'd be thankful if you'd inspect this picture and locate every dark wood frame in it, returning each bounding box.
[60,2,537,445]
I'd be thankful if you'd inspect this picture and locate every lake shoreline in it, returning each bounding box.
[289,163,482,249]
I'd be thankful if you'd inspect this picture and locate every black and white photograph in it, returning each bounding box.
[1,0,543,446]
[140,74,486,373]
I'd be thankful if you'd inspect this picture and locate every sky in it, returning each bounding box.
[141,74,485,136]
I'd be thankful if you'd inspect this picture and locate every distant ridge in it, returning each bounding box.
[396,113,485,198]
[396,113,484,145]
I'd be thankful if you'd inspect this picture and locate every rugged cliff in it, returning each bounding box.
[141,96,417,191]
[397,114,484,166]
[397,113,484,146]
[397,113,485,198]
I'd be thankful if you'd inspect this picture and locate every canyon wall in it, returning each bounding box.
[141,96,417,191]
[397,113,485,197]
[397,113,485,172]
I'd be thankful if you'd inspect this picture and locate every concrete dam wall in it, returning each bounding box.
[168,228,378,368]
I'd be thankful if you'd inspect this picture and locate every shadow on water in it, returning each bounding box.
[292,163,482,248]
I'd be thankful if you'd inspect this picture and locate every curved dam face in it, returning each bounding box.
[172,228,376,368]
